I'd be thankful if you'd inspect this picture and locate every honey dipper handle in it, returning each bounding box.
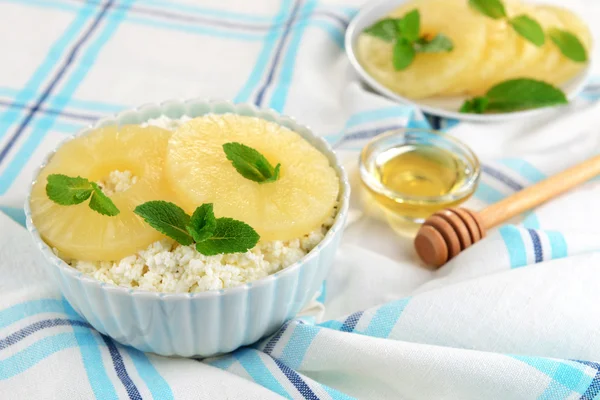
[479,155,600,229]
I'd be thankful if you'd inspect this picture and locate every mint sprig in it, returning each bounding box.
[46,174,120,216]
[393,39,415,70]
[460,78,567,114]
[223,142,280,184]
[363,18,401,42]
[468,0,506,19]
[363,10,453,71]
[548,28,588,63]
[187,203,217,243]
[398,9,420,42]
[89,182,120,216]
[414,34,454,53]
[195,218,260,256]
[469,0,542,46]
[134,201,193,245]
[509,15,545,47]
[469,0,588,56]
[134,201,260,255]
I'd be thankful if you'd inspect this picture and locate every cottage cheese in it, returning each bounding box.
[66,212,334,293]
[96,170,137,196]
[62,116,338,293]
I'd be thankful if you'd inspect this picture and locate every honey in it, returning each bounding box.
[375,144,469,197]
[359,129,480,224]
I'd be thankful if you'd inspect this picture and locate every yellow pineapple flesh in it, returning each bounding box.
[536,5,592,86]
[356,0,487,99]
[30,125,174,261]
[165,114,339,242]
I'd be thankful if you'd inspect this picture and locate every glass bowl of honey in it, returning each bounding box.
[359,128,480,224]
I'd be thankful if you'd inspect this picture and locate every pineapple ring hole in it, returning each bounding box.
[96,169,138,196]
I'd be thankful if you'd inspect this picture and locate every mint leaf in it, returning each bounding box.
[89,182,120,216]
[46,174,93,205]
[134,201,193,245]
[460,96,490,114]
[393,38,416,70]
[509,15,545,47]
[460,78,567,114]
[486,78,567,112]
[415,34,453,53]
[187,203,216,243]
[548,28,588,62]
[469,0,506,19]
[195,218,260,256]
[223,142,280,184]
[363,18,401,42]
[270,163,281,183]
[399,9,420,42]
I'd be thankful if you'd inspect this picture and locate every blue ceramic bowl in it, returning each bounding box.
[25,99,350,357]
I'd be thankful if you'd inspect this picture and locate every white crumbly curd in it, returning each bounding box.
[60,116,338,293]
[96,170,138,196]
[63,217,333,293]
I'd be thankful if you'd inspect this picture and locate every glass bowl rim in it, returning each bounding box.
[359,128,481,205]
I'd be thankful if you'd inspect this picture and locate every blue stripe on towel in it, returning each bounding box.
[263,321,292,355]
[280,324,320,369]
[141,0,274,23]
[527,229,543,263]
[0,299,67,329]
[499,226,527,268]
[101,335,143,400]
[0,1,96,140]
[0,206,26,226]
[340,311,363,333]
[254,0,301,107]
[574,361,600,400]
[0,318,91,350]
[345,107,412,129]
[522,212,540,229]
[235,349,290,398]
[63,299,118,400]
[547,231,568,260]
[474,182,506,204]
[513,356,593,396]
[0,1,112,166]
[4,0,81,12]
[498,158,546,183]
[362,298,410,338]
[0,333,85,379]
[272,357,319,400]
[481,165,524,191]
[269,0,318,112]
[235,0,292,103]
[324,386,357,400]
[125,347,174,400]
[206,356,236,371]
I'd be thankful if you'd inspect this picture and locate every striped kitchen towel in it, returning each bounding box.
[3,0,600,399]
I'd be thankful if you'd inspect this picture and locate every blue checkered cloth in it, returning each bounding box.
[3,0,600,398]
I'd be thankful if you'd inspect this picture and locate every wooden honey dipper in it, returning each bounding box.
[415,155,600,268]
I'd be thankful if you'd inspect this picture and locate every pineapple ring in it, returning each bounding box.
[512,5,565,84]
[536,5,592,86]
[442,18,519,96]
[355,0,487,99]
[30,125,174,261]
[443,0,524,96]
[165,114,340,242]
